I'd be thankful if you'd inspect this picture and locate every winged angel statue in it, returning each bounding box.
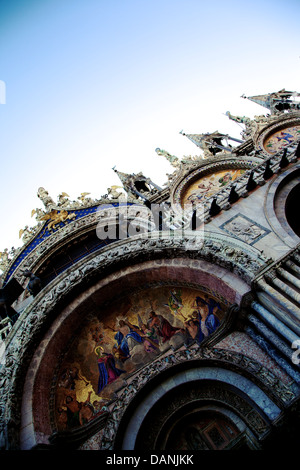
[39,209,76,231]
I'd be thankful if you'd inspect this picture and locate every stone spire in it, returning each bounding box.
[180,130,240,157]
[241,89,300,114]
[113,167,161,202]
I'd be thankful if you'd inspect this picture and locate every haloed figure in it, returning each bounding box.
[95,346,125,394]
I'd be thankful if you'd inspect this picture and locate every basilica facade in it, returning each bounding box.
[0,89,300,450]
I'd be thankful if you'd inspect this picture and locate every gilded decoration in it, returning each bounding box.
[54,286,226,431]
[180,169,245,208]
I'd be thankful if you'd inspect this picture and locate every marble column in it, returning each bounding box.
[269,276,300,306]
[277,267,300,291]
[285,260,300,277]
[251,301,299,345]
[248,313,299,365]
[245,326,300,384]
[257,279,300,324]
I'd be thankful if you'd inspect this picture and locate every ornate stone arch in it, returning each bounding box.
[255,113,300,156]
[170,157,255,210]
[162,157,257,222]
[101,348,291,450]
[0,231,268,450]
[264,163,300,247]
[5,202,153,292]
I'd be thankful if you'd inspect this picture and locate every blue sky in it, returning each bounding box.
[0,0,300,254]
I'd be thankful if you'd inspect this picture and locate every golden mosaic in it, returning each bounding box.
[181,169,245,207]
[54,286,227,431]
[263,125,300,154]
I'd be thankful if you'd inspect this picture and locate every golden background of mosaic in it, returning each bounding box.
[181,169,245,207]
[55,286,225,430]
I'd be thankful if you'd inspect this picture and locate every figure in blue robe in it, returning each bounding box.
[96,350,125,394]
[195,296,221,336]
[114,322,143,362]
[184,314,204,346]
[205,311,220,335]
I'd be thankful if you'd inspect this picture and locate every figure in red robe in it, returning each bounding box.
[95,346,125,394]
[147,311,182,343]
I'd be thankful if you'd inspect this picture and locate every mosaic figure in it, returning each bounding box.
[95,346,125,394]
[147,311,183,344]
[54,286,226,431]
[263,125,300,153]
[182,170,244,208]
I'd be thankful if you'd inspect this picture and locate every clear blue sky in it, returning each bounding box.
[0,0,300,253]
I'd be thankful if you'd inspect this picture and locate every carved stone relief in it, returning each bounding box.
[220,214,271,246]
